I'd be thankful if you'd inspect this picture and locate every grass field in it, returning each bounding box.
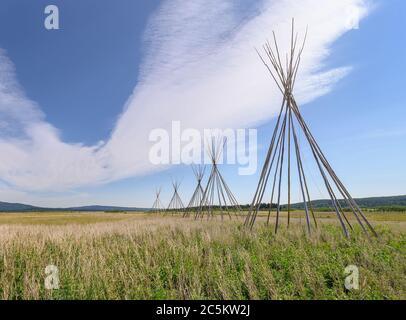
[0,211,404,299]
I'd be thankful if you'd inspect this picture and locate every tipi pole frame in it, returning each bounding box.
[151,187,165,214]
[197,138,242,220]
[167,180,185,215]
[246,18,377,237]
[184,165,206,217]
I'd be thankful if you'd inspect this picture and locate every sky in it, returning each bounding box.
[0,0,405,208]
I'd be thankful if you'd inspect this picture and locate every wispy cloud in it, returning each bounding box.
[0,0,371,196]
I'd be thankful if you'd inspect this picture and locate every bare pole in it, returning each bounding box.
[217,170,232,220]
[197,165,214,220]
[290,112,311,233]
[246,24,292,229]
[215,171,224,220]
[244,97,286,227]
[248,101,288,228]
[266,127,284,226]
[290,97,375,236]
[217,169,242,212]
[245,24,298,227]
[289,102,349,237]
[286,18,297,228]
[275,103,288,234]
[291,118,318,228]
[290,98,366,231]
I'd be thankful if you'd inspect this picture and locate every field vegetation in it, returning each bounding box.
[0,211,404,299]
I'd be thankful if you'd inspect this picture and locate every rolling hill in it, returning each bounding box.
[0,201,146,212]
[1,195,405,212]
[288,195,406,209]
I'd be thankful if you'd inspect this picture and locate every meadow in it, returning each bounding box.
[0,211,404,299]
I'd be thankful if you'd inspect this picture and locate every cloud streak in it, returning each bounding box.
[0,0,371,196]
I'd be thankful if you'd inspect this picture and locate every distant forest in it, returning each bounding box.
[240,195,406,212]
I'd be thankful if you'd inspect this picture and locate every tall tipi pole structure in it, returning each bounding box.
[245,19,377,238]
[196,138,241,220]
[167,180,185,215]
[183,165,206,217]
[151,187,165,214]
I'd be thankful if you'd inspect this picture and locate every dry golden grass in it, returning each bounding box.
[0,212,404,299]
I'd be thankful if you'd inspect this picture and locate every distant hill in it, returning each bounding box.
[240,195,406,211]
[0,201,48,212]
[0,201,147,212]
[1,195,406,212]
[288,195,406,209]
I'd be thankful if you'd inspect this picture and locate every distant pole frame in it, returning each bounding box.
[244,19,377,238]
[167,180,185,215]
[151,187,165,214]
[184,165,206,218]
[196,137,242,220]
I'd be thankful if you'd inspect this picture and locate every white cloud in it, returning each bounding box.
[0,0,371,194]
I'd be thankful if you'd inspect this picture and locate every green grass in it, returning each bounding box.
[0,211,144,225]
[0,213,404,299]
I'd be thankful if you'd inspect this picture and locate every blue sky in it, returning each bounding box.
[0,0,404,207]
